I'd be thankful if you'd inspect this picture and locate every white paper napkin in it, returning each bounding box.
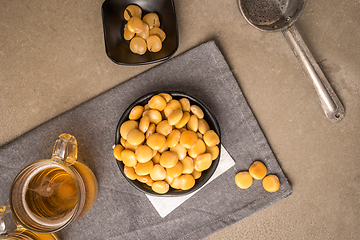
[146,145,235,218]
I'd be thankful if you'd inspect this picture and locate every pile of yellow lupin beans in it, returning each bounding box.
[234,161,280,192]
[113,93,220,194]
[123,4,167,55]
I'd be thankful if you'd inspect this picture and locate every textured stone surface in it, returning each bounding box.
[1,0,359,239]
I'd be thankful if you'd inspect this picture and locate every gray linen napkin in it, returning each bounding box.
[0,41,292,240]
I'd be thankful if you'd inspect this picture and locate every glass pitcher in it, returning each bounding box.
[8,133,98,234]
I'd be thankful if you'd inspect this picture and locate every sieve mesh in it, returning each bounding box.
[239,0,306,31]
[241,0,288,25]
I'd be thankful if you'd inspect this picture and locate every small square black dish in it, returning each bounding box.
[101,0,178,65]
[115,92,221,196]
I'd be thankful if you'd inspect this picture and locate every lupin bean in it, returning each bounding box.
[198,119,210,134]
[148,95,167,111]
[156,120,173,136]
[152,181,169,194]
[175,111,190,129]
[147,35,162,53]
[120,120,139,140]
[150,164,167,181]
[166,129,181,148]
[147,133,166,150]
[203,130,220,147]
[206,145,219,160]
[142,13,160,29]
[124,24,135,41]
[180,156,195,174]
[164,100,182,118]
[262,175,280,192]
[135,160,154,176]
[166,161,183,178]
[129,37,147,55]
[188,139,206,159]
[144,109,162,124]
[137,175,153,186]
[126,129,145,146]
[129,105,144,120]
[113,144,124,161]
[139,115,150,133]
[170,143,187,160]
[136,23,149,40]
[187,115,198,132]
[158,93,172,102]
[159,151,178,168]
[235,172,253,189]
[135,145,153,163]
[180,130,198,149]
[146,123,156,138]
[179,98,190,112]
[121,149,137,167]
[124,5,142,21]
[194,153,212,172]
[249,161,267,180]
[149,27,166,42]
[127,17,144,33]
[190,105,204,119]
[124,166,138,180]
[168,109,183,126]
[179,174,195,190]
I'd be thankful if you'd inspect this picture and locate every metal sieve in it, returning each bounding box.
[238,0,345,122]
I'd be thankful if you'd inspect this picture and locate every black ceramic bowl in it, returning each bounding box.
[102,0,178,65]
[115,92,221,196]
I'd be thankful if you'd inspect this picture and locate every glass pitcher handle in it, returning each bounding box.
[52,133,78,164]
[0,214,7,237]
[0,206,10,237]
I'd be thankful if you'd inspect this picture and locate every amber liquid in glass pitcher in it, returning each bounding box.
[3,227,59,240]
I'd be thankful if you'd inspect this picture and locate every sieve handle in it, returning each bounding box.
[282,25,345,122]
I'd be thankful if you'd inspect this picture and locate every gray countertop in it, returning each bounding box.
[1,0,359,239]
